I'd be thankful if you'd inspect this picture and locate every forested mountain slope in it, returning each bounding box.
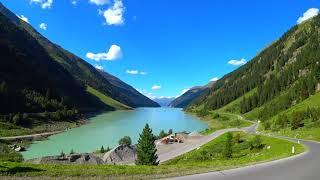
[99,71,159,107]
[0,3,158,134]
[0,12,111,128]
[187,15,320,137]
[170,81,215,108]
[170,86,209,108]
[0,2,158,109]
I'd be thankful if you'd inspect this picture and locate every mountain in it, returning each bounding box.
[153,97,175,107]
[187,15,320,135]
[99,71,159,107]
[0,2,158,109]
[0,3,158,129]
[170,81,216,108]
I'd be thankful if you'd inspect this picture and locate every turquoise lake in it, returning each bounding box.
[22,108,208,160]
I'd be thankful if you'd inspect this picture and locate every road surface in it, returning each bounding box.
[0,131,63,141]
[158,123,257,163]
[170,138,320,180]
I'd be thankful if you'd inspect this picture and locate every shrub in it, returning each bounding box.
[234,133,241,143]
[223,132,233,159]
[250,135,264,150]
[118,136,132,146]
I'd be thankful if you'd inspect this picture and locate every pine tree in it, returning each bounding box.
[100,146,105,153]
[158,130,167,138]
[136,123,159,165]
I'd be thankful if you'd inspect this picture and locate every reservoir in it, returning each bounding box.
[22,108,208,160]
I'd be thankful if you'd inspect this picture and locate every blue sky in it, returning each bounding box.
[2,0,320,99]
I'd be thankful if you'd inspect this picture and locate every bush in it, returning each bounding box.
[234,133,241,143]
[12,113,22,125]
[250,135,264,150]
[118,136,132,146]
[211,113,220,119]
[0,142,23,162]
[223,132,233,159]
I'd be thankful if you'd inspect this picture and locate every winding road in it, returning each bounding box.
[171,135,320,180]
[158,123,258,163]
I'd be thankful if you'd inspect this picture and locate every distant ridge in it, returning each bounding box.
[170,81,216,108]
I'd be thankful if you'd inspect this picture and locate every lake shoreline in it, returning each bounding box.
[21,108,208,160]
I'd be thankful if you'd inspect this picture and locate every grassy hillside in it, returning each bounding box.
[257,92,320,141]
[217,88,257,114]
[86,86,132,110]
[0,2,158,110]
[187,14,320,141]
[99,71,159,108]
[0,3,158,137]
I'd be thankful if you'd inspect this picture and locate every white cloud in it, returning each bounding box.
[102,0,125,26]
[297,8,319,24]
[159,96,174,99]
[151,85,161,90]
[71,0,77,5]
[17,15,29,23]
[126,70,138,75]
[30,0,53,9]
[86,44,122,61]
[210,77,219,82]
[89,0,109,5]
[94,64,104,70]
[39,23,47,30]
[228,58,247,66]
[126,70,147,75]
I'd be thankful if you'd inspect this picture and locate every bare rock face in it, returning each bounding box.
[103,145,137,165]
[34,153,104,165]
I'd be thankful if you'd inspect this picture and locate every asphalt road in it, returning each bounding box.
[171,139,320,180]
[158,123,257,163]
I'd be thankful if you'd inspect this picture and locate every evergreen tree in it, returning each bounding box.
[136,123,159,165]
[158,130,167,138]
[100,146,105,153]
[223,132,233,159]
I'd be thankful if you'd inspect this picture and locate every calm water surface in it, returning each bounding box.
[22,108,208,159]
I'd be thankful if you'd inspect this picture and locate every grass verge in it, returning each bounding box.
[199,112,253,135]
[0,132,305,179]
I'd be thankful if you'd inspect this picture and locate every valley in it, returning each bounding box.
[0,1,320,180]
